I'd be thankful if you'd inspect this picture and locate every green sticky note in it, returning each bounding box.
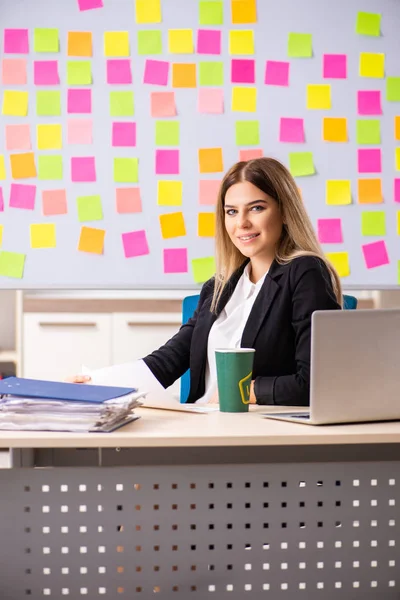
[77,195,103,222]
[235,120,260,146]
[398,260,400,285]
[288,33,312,58]
[192,256,216,283]
[34,28,59,53]
[155,121,180,146]
[356,119,381,145]
[67,61,92,85]
[289,152,315,177]
[199,61,224,86]
[0,251,25,279]
[110,91,134,116]
[36,91,61,116]
[137,30,162,55]
[199,1,223,25]
[38,155,63,180]
[387,77,400,102]
[361,211,386,236]
[114,158,138,183]
[356,11,381,36]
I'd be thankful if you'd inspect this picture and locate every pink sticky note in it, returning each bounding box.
[317,218,343,243]
[231,59,255,84]
[264,60,289,86]
[2,58,27,85]
[358,149,381,173]
[279,118,304,143]
[357,91,382,115]
[107,59,132,84]
[116,188,142,213]
[10,183,36,210]
[362,240,389,269]
[394,179,400,203]
[122,230,149,258]
[198,88,224,114]
[151,92,176,117]
[4,29,29,54]
[34,61,59,86]
[77,0,103,10]
[239,149,263,161]
[199,180,221,205]
[144,59,169,86]
[67,119,93,144]
[323,54,347,79]
[163,248,188,273]
[155,150,179,175]
[71,157,96,182]
[42,189,68,216]
[0,189,4,212]
[67,89,92,114]
[6,124,31,151]
[197,29,221,55]
[112,122,136,147]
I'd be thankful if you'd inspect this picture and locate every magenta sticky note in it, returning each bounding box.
[4,29,29,54]
[10,183,36,210]
[163,248,188,273]
[362,240,389,269]
[67,89,92,114]
[279,118,304,143]
[199,180,221,205]
[67,119,92,144]
[264,60,289,86]
[357,91,382,115]
[71,157,96,182]
[198,88,224,114]
[394,179,400,203]
[197,29,221,55]
[122,230,149,258]
[317,218,343,243]
[323,54,347,79]
[0,189,4,212]
[77,0,103,10]
[155,150,179,175]
[144,59,169,86]
[107,59,132,84]
[231,59,255,84]
[34,61,60,86]
[112,122,136,147]
[358,149,381,173]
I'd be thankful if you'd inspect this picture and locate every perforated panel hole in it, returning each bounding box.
[133,483,141,490]
[80,567,87,574]
[209,504,214,509]
[154,525,160,531]
[172,525,178,531]
[209,545,214,550]
[282,482,287,487]
[117,505,123,511]
[281,502,287,508]
[190,483,196,489]
[299,502,305,507]
[208,483,214,489]
[317,501,323,507]
[191,586,197,592]
[172,586,179,592]
[117,587,124,594]
[135,505,141,511]
[245,482,251,488]
[227,503,232,509]
[24,486,30,492]
[79,485,87,492]
[116,484,123,491]
[263,482,269,488]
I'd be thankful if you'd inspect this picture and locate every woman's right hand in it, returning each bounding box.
[65,375,92,384]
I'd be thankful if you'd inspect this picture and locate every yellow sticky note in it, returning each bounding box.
[68,31,92,57]
[231,0,257,24]
[0,225,3,247]
[323,117,347,142]
[229,30,254,55]
[232,87,257,111]
[359,52,384,78]
[2,91,28,116]
[0,156,6,180]
[397,212,400,236]
[168,29,194,53]
[135,0,161,23]
[157,181,183,206]
[326,180,352,205]
[78,226,105,254]
[104,31,130,57]
[357,179,383,204]
[37,124,62,150]
[30,223,56,249]
[325,252,350,278]
[307,84,331,110]
[10,152,36,179]
[396,148,400,171]
[172,63,196,88]
[159,212,186,239]
[198,212,216,237]
[199,148,223,173]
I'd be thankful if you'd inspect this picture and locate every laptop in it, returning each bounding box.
[264,309,400,425]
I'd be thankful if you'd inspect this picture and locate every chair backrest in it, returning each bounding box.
[180,294,201,403]
[343,294,358,310]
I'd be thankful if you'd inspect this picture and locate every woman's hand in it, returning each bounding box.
[208,389,219,403]
[208,382,257,404]
[65,375,91,384]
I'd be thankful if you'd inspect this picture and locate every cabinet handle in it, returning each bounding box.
[126,321,174,327]
[39,322,97,328]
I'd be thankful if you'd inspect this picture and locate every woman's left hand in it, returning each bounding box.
[208,382,257,404]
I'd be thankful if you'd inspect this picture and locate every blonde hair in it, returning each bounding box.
[211,157,342,312]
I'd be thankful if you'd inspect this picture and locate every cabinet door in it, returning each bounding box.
[23,313,112,381]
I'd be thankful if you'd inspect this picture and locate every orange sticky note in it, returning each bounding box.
[172,63,196,88]
[68,31,92,57]
[357,178,383,204]
[395,116,400,141]
[198,148,223,173]
[198,212,216,237]
[323,117,347,142]
[10,152,36,179]
[78,226,105,254]
[231,0,257,24]
[159,212,186,238]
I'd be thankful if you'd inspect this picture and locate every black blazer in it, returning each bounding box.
[143,256,341,406]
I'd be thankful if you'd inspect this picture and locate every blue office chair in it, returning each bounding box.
[343,294,358,310]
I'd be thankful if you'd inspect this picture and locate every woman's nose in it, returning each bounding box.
[237,211,250,227]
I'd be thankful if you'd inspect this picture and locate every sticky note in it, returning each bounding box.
[264,60,289,86]
[307,84,331,109]
[144,59,169,85]
[361,211,385,236]
[199,61,224,86]
[356,11,381,36]
[104,31,129,57]
[168,29,194,54]
[67,60,92,85]
[325,252,350,277]
[42,189,68,215]
[317,219,343,244]
[395,117,400,141]
[2,58,27,85]
[34,28,59,53]
[397,212,400,236]
[199,148,223,173]
[157,180,183,206]
[362,240,389,269]
[0,188,3,213]
[323,54,347,79]
[135,0,162,23]
[358,179,383,204]
[288,152,315,177]
[78,226,105,254]
[356,119,380,145]
[155,121,179,146]
[37,124,62,150]
[198,88,224,114]
[77,195,103,222]
[2,91,28,116]
[280,118,304,143]
[235,120,259,145]
[159,212,186,238]
[37,91,61,116]
[114,158,139,182]
[288,33,312,58]
[395,179,400,203]
[192,256,216,283]
[172,63,196,87]
[198,212,216,237]
[0,156,6,181]
[358,149,381,173]
[239,149,262,161]
[122,230,150,258]
[359,52,384,78]
[112,122,136,147]
[68,31,92,57]
[232,87,256,112]
[137,30,162,55]
[387,77,400,102]
[0,251,25,279]
[30,223,56,249]
[164,248,188,273]
[6,125,31,151]
[78,0,104,10]
[155,150,179,175]
[231,59,255,83]
[38,155,63,180]
[10,183,36,210]
[199,1,223,25]
[67,119,92,144]
[109,91,134,116]
[323,118,347,142]
[229,30,254,55]
[199,179,221,205]
[151,92,176,117]
[116,188,142,214]
[4,29,29,54]
[357,90,381,115]
[71,156,96,182]
[0,224,3,243]
[34,61,59,85]
[326,180,351,205]
[197,29,221,55]
[67,89,91,114]
[10,152,36,179]
[107,60,132,84]
[231,0,257,23]
[396,148,400,172]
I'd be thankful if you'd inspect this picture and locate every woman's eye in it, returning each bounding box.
[226,209,236,216]
[251,205,264,212]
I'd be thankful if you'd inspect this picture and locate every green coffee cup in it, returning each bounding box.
[215,348,256,413]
